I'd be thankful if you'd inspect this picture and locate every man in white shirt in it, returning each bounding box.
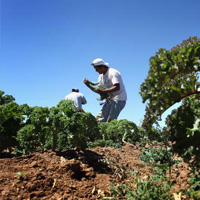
[84,58,127,122]
[65,88,87,112]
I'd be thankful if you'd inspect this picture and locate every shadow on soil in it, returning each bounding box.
[56,149,112,174]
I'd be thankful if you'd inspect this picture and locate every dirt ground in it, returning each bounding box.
[0,143,191,200]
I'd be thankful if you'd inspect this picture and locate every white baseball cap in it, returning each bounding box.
[91,58,109,67]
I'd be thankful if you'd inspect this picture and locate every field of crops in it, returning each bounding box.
[1,37,200,199]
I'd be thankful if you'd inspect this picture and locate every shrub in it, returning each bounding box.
[0,91,22,152]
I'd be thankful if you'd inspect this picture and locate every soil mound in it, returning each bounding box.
[0,143,190,199]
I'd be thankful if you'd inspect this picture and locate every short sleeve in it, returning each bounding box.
[111,72,120,85]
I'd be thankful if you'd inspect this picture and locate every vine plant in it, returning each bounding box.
[140,36,200,130]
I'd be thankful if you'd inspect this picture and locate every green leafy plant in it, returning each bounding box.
[87,80,109,101]
[184,169,200,200]
[15,99,99,153]
[140,36,200,130]
[48,100,76,150]
[101,119,141,145]
[0,90,23,152]
[50,100,99,150]
[140,144,181,188]
[89,119,142,149]
[65,111,99,149]
[16,124,36,154]
[106,170,173,200]
[88,139,121,148]
[164,95,200,167]
[140,146,173,165]
[16,106,51,153]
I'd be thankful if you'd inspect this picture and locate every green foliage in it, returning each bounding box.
[140,36,200,130]
[164,95,200,166]
[0,102,21,125]
[140,142,181,193]
[144,125,163,142]
[184,169,200,200]
[91,119,142,148]
[0,90,15,104]
[87,80,109,101]
[57,100,76,117]
[88,139,122,148]
[49,105,69,150]
[140,146,172,165]
[20,103,33,116]
[48,100,77,150]
[0,117,22,152]
[0,90,23,152]
[16,99,99,153]
[140,144,181,169]
[16,101,73,153]
[50,100,99,150]
[107,170,173,200]
[16,106,51,153]
[65,112,99,149]
[0,90,24,126]
[56,130,72,150]
[103,119,141,144]
[16,124,37,154]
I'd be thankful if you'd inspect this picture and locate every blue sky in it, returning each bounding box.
[1,0,200,126]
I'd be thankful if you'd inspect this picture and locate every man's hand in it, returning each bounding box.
[96,88,105,94]
[83,78,110,95]
[83,78,90,86]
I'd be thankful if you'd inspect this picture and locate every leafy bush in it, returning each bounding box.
[0,117,22,152]
[16,106,51,153]
[16,100,99,153]
[65,111,99,149]
[0,91,23,152]
[88,139,122,148]
[140,36,200,130]
[107,170,173,200]
[140,146,173,164]
[184,169,200,200]
[16,124,37,154]
[146,125,163,142]
[164,95,200,166]
[48,101,75,150]
[50,100,99,150]
[97,119,141,146]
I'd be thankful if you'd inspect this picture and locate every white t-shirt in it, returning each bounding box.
[98,68,127,101]
[65,92,87,110]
